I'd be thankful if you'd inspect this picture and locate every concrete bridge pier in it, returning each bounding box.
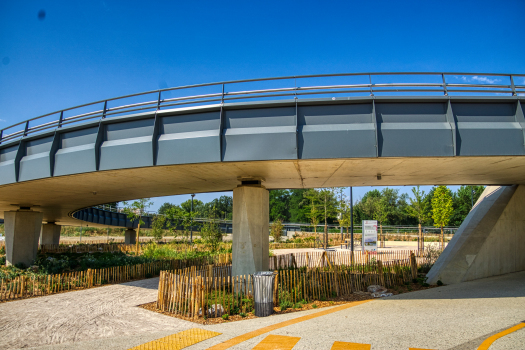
[4,209,43,267]
[41,223,61,245]
[124,228,136,244]
[232,183,269,277]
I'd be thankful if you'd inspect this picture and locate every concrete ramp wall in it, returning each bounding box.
[427,185,525,285]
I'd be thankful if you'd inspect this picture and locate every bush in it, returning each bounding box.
[280,300,293,311]
[437,280,443,286]
[222,314,229,320]
[240,312,247,318]
[312,304,318,308]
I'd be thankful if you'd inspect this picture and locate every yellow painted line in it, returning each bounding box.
[252,334,301,349]
[331,341,371,349]
[129,328,221,350]
[477,322,525,350]
[207,300,371,350]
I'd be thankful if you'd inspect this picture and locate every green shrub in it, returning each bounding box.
[312,304,317,308]
[280,300,293,311]
[222,314,229,320]
[240,312,247,318]
[437,280,443,286]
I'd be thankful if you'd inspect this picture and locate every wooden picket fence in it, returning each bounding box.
[270,250,420,270]
[156,253,419,319]
[0,253,232,303]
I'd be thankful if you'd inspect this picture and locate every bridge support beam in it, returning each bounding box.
[232,184,269,277]
[124,228,136,245]
[4,210,43,267]
[427,185,525,285]
[41,223,61,245]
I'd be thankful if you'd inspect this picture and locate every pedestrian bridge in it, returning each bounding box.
[1,72,524,282]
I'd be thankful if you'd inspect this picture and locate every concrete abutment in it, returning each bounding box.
[427,185,525,285]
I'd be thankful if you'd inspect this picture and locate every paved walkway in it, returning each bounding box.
[1,272,523,350]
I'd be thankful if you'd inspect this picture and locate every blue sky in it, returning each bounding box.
[1,1,524,211]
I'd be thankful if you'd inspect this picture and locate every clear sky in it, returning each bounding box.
[1,1,524,211]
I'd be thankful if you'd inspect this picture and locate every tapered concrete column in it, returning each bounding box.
[125,228,136,244]
[232,184,269,277]
[4,210,44,267]
[41,223,61,245]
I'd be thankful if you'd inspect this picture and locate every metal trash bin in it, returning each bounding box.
[253,271,276,317]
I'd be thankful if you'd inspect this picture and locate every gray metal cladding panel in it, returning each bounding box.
[99,137,153,170]
[105,118,154,141]
[0,161,16,185]
[457,122,525,156]
[299,125,376,159]
[0,145,18,162]
[298,104,373,125]
[25,136,54,155]
[452,102,516,122]
[19,154,51,182]
[222,127,297,161]
[54,146,96,176]
[60,127,98,148]
[161,112,220,134]
[379,124,454,157]
[225,107,296,128]
[375,102,447,123]
[157,133,220,165]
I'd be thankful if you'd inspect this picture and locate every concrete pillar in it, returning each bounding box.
[4,210,44,267]
[232,184,269,277]
[125,228,136,244]
[41,223,61,245]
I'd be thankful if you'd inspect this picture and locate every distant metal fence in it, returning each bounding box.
[1,72,524,144]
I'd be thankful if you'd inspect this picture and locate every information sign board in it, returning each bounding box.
[362,220,378,252]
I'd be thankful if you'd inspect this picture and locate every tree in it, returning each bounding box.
[317,188,339,249]
[431,186,454,249]
[200,206,223,250]
[407,186,430,252]
[180,199,204,217]
[270,219,284,243]
[269,190,291,222]
[158,202,180,215]
[373,196,389,248]
[288,189,308,223]
[122,198,153,253]
[151,214,166,242]
[450,185,485,226]
[303,189,322,235]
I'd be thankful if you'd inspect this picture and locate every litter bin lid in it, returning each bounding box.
[253,271,274,277]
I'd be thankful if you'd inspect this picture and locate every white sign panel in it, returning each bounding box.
[362,220,378,252]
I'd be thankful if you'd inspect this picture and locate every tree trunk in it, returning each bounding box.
[136,221,141,255]
[440,226,444,250]
[380,224,384,248]
[418,223,424,253]
[324,218,328,250]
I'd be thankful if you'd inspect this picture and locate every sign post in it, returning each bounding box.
[362,220,378,252]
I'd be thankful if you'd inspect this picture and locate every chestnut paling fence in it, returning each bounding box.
[0,254,232,302]
[156,251,423,319]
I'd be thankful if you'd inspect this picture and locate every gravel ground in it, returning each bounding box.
[1,271,524,350]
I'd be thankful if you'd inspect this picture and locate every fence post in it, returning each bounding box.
[377,260,384,287]
[273,271,279,306]
[410,253,418,280]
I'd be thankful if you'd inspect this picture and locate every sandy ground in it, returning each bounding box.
[272,241,446,255]
[1,271,524,350]
[0,278,193,350]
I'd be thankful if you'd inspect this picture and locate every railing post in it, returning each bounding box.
[157,90,162,110]
[23,120,30,137]
[442,74,448,96]
[221,83,225,104]
[102,100,108,119]
[0,129,3,144]
[510,75,517,96]
[58,111,64,128]
[368,74,374,96]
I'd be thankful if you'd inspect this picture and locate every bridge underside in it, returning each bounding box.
[1,156,525,225]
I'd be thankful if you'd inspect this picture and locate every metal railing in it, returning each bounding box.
[1,72,524,145]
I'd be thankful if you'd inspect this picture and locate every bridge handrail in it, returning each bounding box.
[1,72,524,144]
